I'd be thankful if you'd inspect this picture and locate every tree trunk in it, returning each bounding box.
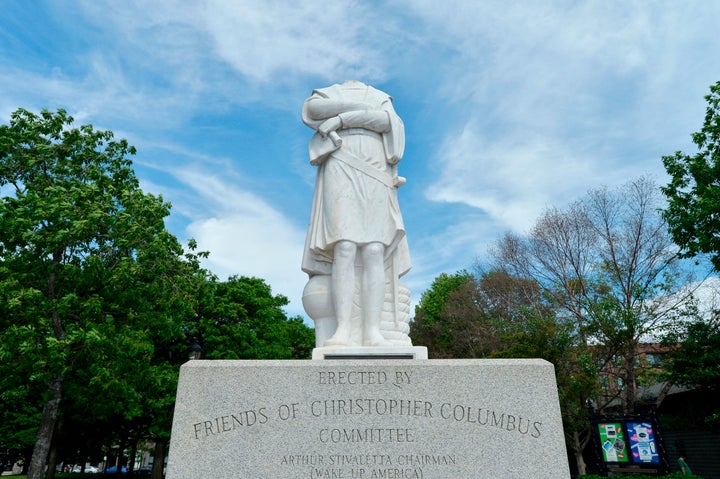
[46,445,57,479]
[655,381,673,409]
[115,436,126,474]
[568,430,588,476]
[45,415,64,479]
[128,438,138,475]
[151,440,167,479]
[619,346,638,413]
[27,375,64,479]
[21,446,33,474]
[30,252,67,479]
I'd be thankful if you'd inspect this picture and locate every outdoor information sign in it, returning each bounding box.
[597,423,629,463]
[627,422,660,464]
[587,406,669,475]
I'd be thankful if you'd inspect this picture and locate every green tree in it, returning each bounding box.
[412,267,598,474]
[487,177,693,474]
[190,275,314,360]
[411,269,561,360]
[493,177,687,413]
[409,271,492,358]
[474,268,597,475]
[660,80,720,429]
[0,108,196,479]
[663,314,720,426]
[490,305,597,475]
[476,269,554,337]
[662,80,720,270]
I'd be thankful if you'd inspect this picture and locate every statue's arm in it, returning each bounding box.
[304,98,374,121]
[316,110,391,137]
[338,110,390,132]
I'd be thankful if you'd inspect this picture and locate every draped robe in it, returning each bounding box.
[301,81,411,279]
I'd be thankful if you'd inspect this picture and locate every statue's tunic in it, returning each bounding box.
[301,81,411,278]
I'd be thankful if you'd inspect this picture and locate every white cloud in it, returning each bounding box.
[188,214,308,315]
[4,0,720,321]
[426,122,595,231]
[200,0,387,83]
[171,169,309,316]
[403,1,719,241]
[75,0,393,91]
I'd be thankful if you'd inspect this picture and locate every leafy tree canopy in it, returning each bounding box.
[664,318,720,391]
[0,108,316,478]
[409,271,484,357]
[191,275,314,360]
[0,108,195,478]
[662,80,720,269]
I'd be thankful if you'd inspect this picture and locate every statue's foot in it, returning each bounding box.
[324,328,352,347]
[363,332,391,347]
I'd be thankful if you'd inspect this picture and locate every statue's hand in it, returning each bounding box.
[318,116,342,137]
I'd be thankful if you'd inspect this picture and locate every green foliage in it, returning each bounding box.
[662,317,720,427]
[412,271,474,325]
[662,80,720,270]
[191,275,314,360]
[0,107,316,475]
[495,177,685,416]
[660,80,720,428]
[0,108,202,478]
[664,319,720,390]
[409,270,493,358]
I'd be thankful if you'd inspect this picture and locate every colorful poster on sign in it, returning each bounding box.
[598,423,629,463]
[627,421,660,463]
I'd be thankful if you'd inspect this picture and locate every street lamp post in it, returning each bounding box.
[188,338,203,360]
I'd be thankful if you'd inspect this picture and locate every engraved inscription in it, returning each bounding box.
[192,408,269,439]
[280,454,458,479]
[310,467,423,478]
[439,403,542,438]
[310,399,432,417]
[190,399,543,441]
[318,370,413,387]
[186,365,547,479]
[318,428,414,443]
[319,371,388,385]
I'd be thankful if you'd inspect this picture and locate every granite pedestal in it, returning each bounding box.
[167,359,570,478]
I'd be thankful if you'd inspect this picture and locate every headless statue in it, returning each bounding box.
[301,80,411,347]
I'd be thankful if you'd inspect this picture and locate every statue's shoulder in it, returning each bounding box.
[311,80,392,105]
[310,82,348,99]
[342,80,391,100]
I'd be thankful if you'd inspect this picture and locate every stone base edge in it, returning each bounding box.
[312,346,428,360]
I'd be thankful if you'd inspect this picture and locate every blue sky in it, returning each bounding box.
[2,1,720,319]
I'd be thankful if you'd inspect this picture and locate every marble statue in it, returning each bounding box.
[301,80,412,348]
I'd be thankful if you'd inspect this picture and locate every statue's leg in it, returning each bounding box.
[361,242,390,346]
[325,240,357,346]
